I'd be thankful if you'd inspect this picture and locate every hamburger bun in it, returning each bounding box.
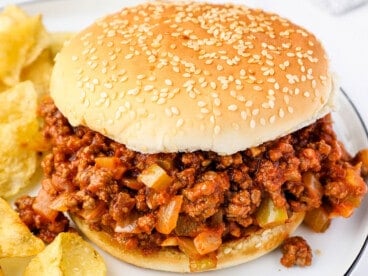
[51,1,335,156]
[73,212,305,272]
[49,1,334,272]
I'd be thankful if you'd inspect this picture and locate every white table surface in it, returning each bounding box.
[0,0,367,275]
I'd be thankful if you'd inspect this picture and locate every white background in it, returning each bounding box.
[0,0,367,275]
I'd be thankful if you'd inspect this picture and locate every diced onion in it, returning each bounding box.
[193,229,222,255]
[304,207,330,232]
[156,195,183,234]
[255,196,288,228]
[138,163,173,191]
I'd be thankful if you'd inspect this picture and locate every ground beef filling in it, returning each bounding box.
[16,98,367,261]
[280,236,312,267]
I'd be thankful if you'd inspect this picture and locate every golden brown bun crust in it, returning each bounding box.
[51,1,334,155]
[72,212,305,272]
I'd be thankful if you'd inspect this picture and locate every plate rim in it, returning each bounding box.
[340,87,368,276]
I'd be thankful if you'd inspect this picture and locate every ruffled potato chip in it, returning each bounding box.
[0,256,34,276]
[0,81,42,198]
[0,197,45,258]
[49,32,74,57]
[20,32,74,97]
[24,233,106,276]
[0,5,50,87]
[21,49,54,97]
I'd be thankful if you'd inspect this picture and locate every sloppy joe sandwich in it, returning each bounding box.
[16,1,367,272]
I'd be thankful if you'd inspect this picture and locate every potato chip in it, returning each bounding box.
[0,81,42,198]
[0,5,49,86]
[24,232,107,276]
[20,32,74,97]
[0,82,7,92]
[21,49,54,97]
[0,197,45,258]
[0,265,3,276]
[49,32,74,57]
[0,256,33,276]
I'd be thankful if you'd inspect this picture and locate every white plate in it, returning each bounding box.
[8,0,368,275]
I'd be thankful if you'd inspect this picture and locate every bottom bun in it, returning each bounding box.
[72,212,305,272]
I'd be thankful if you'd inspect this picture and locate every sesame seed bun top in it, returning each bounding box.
[51,1,335,155]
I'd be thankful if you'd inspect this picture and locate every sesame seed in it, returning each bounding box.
[250,119,256,128]
[214,98,221,106]
[260,118,266,126]
[144,85,154,91]
[209,115,215,124]
[165,79,173,86]
[125,53,134,59]
[165,107,172,117]
[189,91,196,99]
[104,98,110,107]
[279,108,285,118]
[269,115,276,124]
[200,108,209,114]
[124,101,131,109]
[284,95,290,104]
[120,76,128,83]
[197,101,206,107]
[245,100,253,107]
[157,98,166,105]
[228,104,238,111]
[236,95,246,102]
[171,106,180,115]
[312,80,317,88]
[252,109,259,115]
[127,88,139,95]
[176,118,184,128]
[214,125,221,135]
